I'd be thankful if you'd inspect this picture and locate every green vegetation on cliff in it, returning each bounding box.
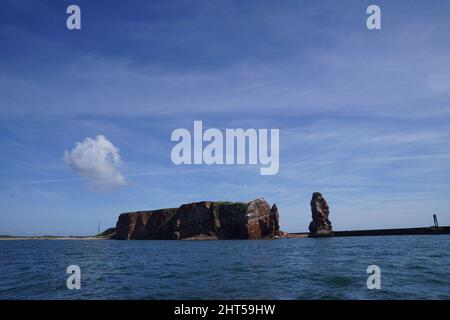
[215,201,249,217]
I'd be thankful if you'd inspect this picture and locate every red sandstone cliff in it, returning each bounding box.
[308,192,333,237]
[112,199,282,240]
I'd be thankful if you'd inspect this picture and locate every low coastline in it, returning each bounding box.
[0,236,104,241]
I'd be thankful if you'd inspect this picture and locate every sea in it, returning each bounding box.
[0,235,449,300]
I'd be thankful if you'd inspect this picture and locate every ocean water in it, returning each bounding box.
[0,236,449,300]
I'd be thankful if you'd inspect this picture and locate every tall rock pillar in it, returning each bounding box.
[308,192,333,237]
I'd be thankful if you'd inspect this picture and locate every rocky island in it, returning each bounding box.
[112,198,284,240]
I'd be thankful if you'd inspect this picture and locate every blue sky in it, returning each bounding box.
[1,0,450,235]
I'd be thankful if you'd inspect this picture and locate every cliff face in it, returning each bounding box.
[113,208,178,240]
[308,192,333,237]
[112,198,282,240]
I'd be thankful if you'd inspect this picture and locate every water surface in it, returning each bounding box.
[1,236,449,299]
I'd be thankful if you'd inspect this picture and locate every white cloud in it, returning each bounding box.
[64,135,126,190]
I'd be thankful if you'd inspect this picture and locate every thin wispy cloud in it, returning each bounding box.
[19,166,252,184]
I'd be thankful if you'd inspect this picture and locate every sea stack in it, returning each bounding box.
[308,192,333,237]
[269,204,280,234]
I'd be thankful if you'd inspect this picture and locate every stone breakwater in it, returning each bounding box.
[112,198,283,240]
